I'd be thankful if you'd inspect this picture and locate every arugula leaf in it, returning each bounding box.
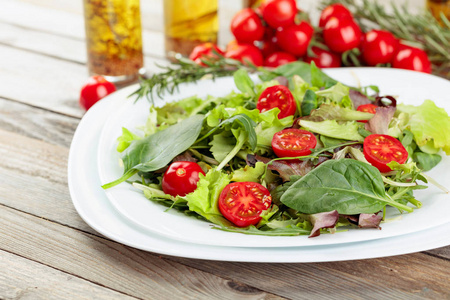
[103,115,205,189]
[280,159,413,214]
[233,69,256,97]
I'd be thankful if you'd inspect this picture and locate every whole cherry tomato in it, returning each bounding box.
[323,17,362,53]
[189,43,224,65]
[261,0,297,29]
[79,76,116,110]
[162,161,205,197]
[260,27,281,57]
[304,46,341,68]
[391,44,431,74]
[271,128,317,158]
[360,30,398,66]
[363,134,408,173]
[225,41,263,66]
[218,181,272,227]
[263,51,297,67]
[230,8,265,43]
[257,85,296,118]
[319,3,353,27]
[276,21,314,57]
[356,103,377,123]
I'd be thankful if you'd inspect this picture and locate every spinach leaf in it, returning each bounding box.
[280,159,413,214]
[103,115,205,189]
[413,152,442,171]
[301,89,318,116]
[233,69,256,97]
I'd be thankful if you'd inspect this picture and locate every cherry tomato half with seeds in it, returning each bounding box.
[360,30,398,66]
[79,76,116,110]
[230,8,265,43]
[263,51,297,67]
[272,129,317,158]
[257,85,296,119]
[162,161,205,197]
[225,41,263,66]
[218,181,272,227]
[356,103,377,123]
[323,17,362,53]
[261,0,297,29]
[276,21,314,57]
[392,44,431,74]
[363,134,408,173]
[304,46,341,68]
[319,3,353,28]
[189,43,224,65]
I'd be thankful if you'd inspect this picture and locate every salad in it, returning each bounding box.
[103,62,450,238]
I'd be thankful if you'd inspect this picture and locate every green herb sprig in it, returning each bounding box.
[320,0,450,78]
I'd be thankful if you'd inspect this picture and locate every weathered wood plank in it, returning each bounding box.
[170,254,450,299]
[0,205,280,300]
[0,249,140,300]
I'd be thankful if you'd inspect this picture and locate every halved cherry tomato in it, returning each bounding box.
[218,182,272,227]
[162,161,205,197]
[363,134,408,173]
[304,46,341,68]
[357,103,377,123]
[276,21,314,57]
[319,3,353,28]
[261,0,297,29]
[360,30,398,66]
[189,43,224,65]
[257,85,296,118]
[263,51,297,67]
[79,76,116,110]
[225,41,263,66]
[323,17,362,53]
[272,129,317,157]
[391,44,431,74]
[230,8,265,43]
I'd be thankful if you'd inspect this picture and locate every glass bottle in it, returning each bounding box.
[426,0,450,24]
[83,0,145,84]
[163,0,219,61]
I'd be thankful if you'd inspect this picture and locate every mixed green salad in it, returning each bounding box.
[103,62,450,238]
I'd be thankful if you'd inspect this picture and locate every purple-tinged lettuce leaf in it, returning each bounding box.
[250,155,315,181]
[349,89,372,108]
[308,210,339,238]
[365,106,396,135]
[358,213,383,229]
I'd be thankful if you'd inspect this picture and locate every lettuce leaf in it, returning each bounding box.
[397,100,450,154]
[299,119,365,141]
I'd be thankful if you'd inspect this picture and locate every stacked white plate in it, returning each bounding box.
[68,68,450,262]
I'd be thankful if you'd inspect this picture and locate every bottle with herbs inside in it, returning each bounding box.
[83,0,145,84]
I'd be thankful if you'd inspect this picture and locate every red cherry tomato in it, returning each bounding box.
[230,8,265,43]
[323,17,362,53]
[363,134,408,173]
[218,182,272,227]
[357,103,377,123]
[261,0,297,28]
[260,27,281,57]
[263,51,297,67]
[272,128,317,157]
[319,3,353,27]
[189,43,224,65]
[225,41,263,66]
[161,161,205,197]
[392,44,431,74]
[360,30,398,66]
[257,85,296,118]
[276,21,314,57]
[79,76,116,110]
[304,46,341,68]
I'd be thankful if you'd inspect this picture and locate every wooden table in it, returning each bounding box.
[1,0,450,299]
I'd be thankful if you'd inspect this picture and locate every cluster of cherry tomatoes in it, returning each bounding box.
[189,0,431,73]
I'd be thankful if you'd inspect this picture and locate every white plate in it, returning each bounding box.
[96,68,450,248]
[68,81,450,262]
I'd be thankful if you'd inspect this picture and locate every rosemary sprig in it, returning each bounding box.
[130,56,260,103]
[320,0,450,78]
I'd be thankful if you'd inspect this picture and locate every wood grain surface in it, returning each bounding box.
[1,0,449,299]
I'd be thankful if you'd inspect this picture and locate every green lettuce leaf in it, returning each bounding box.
[299,119,364,141]
[397,100,450,154]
